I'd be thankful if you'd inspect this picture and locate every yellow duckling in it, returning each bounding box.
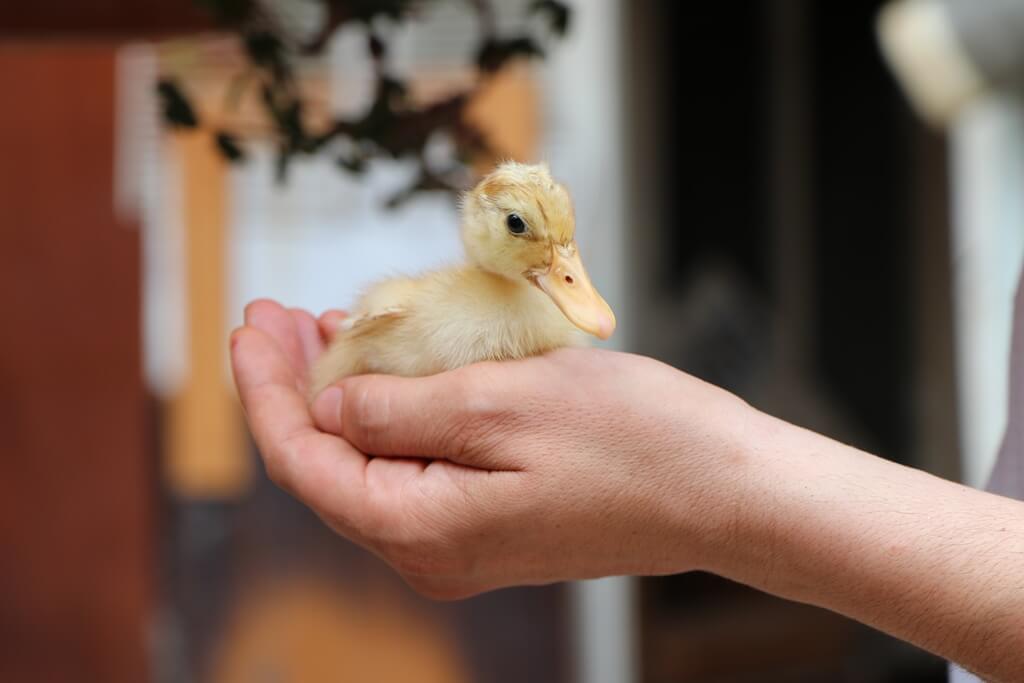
[310,161,615,394]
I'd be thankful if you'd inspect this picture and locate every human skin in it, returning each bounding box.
[231,299,1024,682]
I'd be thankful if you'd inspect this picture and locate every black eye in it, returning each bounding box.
[506,213,527,235]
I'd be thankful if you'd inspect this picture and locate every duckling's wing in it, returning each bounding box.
[309,306,408,396]
[342,306,406,338]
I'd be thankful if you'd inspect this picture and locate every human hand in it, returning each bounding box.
[232,297,1024,677]
[231,299,756,598]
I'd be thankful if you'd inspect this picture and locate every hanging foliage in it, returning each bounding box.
[158,0,572,207]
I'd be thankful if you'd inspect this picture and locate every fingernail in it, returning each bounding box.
[312,386,343,431]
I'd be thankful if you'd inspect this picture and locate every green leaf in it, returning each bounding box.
[337,154,366,175]
[244,31,290,80]
[476,37,545,73]
[157,79,199,129]
[368,32,386,60]
[193,0,253,25]
[275,146,292,184]
[214,131,245,162]
[530,0,571,37]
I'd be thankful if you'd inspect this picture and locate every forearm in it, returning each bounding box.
[707,412,1024,681]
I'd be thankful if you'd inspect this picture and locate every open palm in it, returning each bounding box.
[231,299,515,595]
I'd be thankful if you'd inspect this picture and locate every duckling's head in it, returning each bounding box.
[461,161,615,340]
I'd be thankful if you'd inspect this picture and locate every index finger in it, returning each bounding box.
[230,325,371,528]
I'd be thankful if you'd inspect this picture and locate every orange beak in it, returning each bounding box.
[533,242,616,340]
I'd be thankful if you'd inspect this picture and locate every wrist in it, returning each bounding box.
[703,409,815,591]
[672,405,838,593]
[650,392,776,577]
[698,405,788,580]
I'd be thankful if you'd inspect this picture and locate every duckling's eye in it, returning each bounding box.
[506,213,527,235]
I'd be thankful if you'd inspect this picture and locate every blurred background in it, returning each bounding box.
[3,0,1022,681]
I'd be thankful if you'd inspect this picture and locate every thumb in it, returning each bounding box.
[311,370,517,469]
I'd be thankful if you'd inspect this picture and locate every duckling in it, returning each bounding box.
[309,161,615,395]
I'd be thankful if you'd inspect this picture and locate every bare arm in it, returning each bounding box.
[232,299,1024,682]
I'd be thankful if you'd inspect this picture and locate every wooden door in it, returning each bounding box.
[0,43,152,683]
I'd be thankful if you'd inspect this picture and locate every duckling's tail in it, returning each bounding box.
[308,332,364,400]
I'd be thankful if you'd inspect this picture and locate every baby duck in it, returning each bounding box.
[310,161,615,395]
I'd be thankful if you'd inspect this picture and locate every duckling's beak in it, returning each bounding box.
[532,242,616,340]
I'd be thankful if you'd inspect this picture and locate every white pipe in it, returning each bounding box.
[542,1,637,681]
[950,94,1024,488]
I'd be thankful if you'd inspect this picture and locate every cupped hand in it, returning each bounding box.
[231,299,755,598]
